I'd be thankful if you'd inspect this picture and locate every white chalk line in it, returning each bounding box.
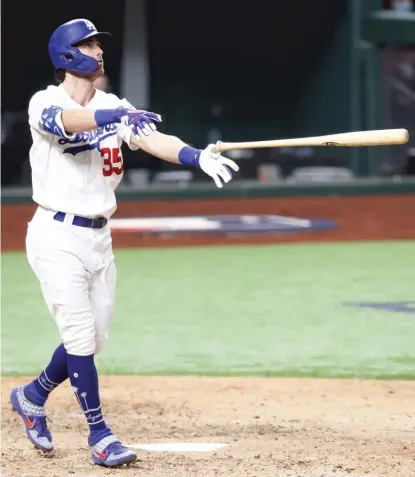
[126,441,228,452]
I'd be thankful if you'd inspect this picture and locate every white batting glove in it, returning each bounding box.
[199,144,240,188]
[121,109,162,138]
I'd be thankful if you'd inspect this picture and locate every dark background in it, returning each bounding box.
[1,0,347,186]
[2,0,414,186]
[1,0,345,114]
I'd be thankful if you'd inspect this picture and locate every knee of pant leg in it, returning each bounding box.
[94,332,108,355]
[62,332,96,356]
[55,308,97,356]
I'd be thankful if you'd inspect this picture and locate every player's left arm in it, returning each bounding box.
[117,98,239,188]
[129,131,239,189]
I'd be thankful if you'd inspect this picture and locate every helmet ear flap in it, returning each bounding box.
[63,47,99,74]
[61,47,76,65]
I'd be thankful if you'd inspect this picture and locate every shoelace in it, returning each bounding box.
[106,441,128,456]
[35,416,51,437]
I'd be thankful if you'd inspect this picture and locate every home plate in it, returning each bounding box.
[127,442,228,452]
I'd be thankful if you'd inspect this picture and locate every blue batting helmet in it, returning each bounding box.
[48,19,111,74]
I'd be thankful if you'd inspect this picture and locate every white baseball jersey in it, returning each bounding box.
[28,84,139,218]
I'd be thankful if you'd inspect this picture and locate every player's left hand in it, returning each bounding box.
[122,108,162,138]
[199,144,239,188]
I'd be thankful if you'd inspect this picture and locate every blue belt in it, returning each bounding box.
[53,212,108,229]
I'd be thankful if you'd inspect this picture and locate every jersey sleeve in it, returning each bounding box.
[28,91,76,139]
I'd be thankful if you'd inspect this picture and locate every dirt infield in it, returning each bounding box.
[2,376,414,477]
[2,195,415,477]
[2,194,415,251]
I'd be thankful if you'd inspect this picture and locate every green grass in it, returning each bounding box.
[2,241,415,379]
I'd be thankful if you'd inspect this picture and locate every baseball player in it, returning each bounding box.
[10,18,239,469]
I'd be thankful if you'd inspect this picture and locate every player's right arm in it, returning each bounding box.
[61,108,159,134]
[29,91,160,137]
[61,109,101,133]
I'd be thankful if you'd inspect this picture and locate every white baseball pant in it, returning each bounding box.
[26,206,116,356]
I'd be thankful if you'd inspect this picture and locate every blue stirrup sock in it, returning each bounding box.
[24,343,69,406]
[66,353,111,439]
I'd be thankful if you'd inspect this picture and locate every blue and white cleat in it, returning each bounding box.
[10,385,54,452]
[90,434,137,468]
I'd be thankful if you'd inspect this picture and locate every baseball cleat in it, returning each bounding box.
[90,434,137,468]
[10,385,54,452]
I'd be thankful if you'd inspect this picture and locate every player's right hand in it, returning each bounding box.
[121,108,162,138]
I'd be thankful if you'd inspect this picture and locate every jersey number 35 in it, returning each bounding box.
[101,147,124,177]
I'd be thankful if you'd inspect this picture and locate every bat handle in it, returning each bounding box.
[215,141,224,153]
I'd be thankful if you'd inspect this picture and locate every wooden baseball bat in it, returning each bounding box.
[215,128,409,152]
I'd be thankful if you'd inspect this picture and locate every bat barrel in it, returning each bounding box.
[215,129,409,152]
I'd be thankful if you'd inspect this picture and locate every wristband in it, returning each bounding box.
[94,107,125,127]
[178,146,201,168]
